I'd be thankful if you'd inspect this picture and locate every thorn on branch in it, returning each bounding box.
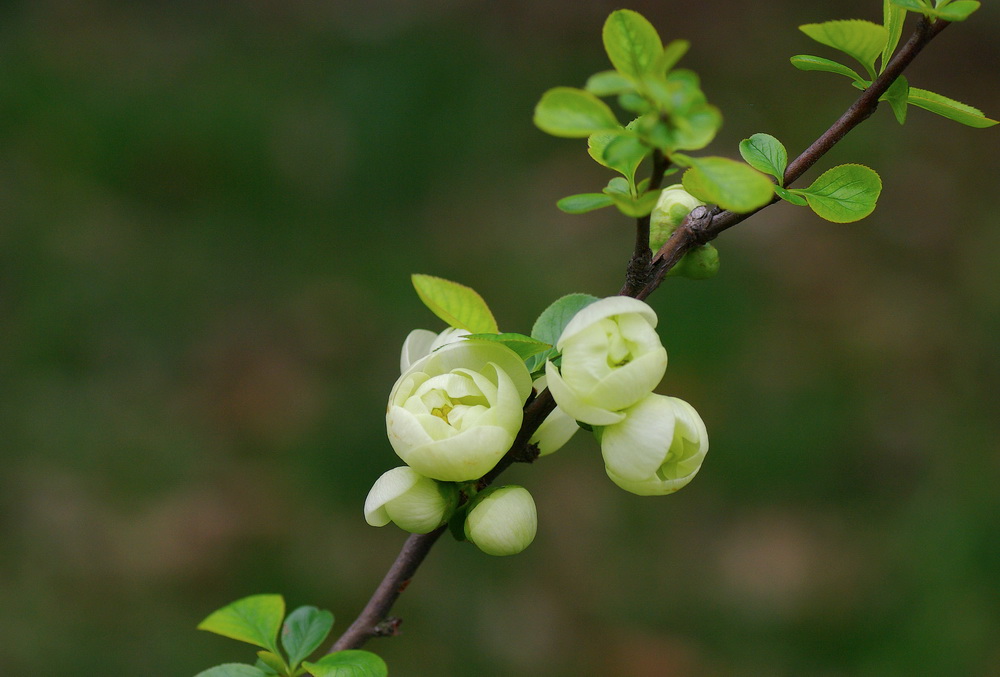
[373,617,402,638]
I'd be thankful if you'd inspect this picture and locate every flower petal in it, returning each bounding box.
[556,296,659,348]
[599,394,677,481]
[545,360,625,426]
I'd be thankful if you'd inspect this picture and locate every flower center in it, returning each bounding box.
[430,404,454,424]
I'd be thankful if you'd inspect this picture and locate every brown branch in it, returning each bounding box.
[621,150,669,296]
[329,14,953,654]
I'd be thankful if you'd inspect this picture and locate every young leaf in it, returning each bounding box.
[655,39,690,74]
[589,127,647,183]
[799,20,888,77]
[533,87,620,138]
[526,293,599,372]
[585,70,634,96]
[881,0,907,72]
[411,274,499,334]
[890,0,980,20]
[464,333,552,361]
[774,185,808,206]
[606,187,661,218]
[790,55,866,84]
[675,155,774,213]
[281,606,335,670]
[739,133,788,185]
[794,163,882,223]
[195,665,269,677]
[556,193,614,214]
[881,75,909,124]
[303,650,389,677]
[602,9,663,80]
[255,652,286,675]
[907,88,998,127]
[198,595,285,655]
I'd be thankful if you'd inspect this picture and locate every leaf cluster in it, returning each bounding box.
[197,595,387,677]
[791,1,996,127]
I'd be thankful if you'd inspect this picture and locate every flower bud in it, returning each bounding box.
[400,327,471,373]
[545,296,667,426]
[598,394,708,496]
[464,485,537,556]
[667,243,720,280]
[387,341,532,482]
[364,466,459,533]
[650,184,705,252]
[528,375,579,456]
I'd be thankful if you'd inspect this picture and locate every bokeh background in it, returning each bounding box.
[2,1,998,675]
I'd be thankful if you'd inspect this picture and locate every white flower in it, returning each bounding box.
[399,327,471,373]
[464,485,537,556]
[364,466,458,533]
[650,184,704,251]
[599,394,708,495]
[387,340,532,482]
[545,296,667,426]
[528,375,579,456]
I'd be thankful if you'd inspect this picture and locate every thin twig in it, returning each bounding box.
[330,15,952,653]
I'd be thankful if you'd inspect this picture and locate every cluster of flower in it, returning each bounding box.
[365,297,707,556]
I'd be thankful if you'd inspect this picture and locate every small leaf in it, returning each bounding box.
[655,39,690,74]
[304,650,389,677]
[891,0,979,20]
[464,333,552,361]
[881,75,909,124]
[790,55,865,83]
[411,274,499,334]
[774,185,808,206]
[602,176,630,197]
[607,188,661,218]
[281,606,335,669]
[675,155,774,213]
[585,70,634,96]
[533,87,620,138]
[907,87,998,128]
[526,293,599,372]
[195,665,269,677]
[739,133,788,185]
[255,652,286,675]
[589,127,646,183]
[198,595,285,654]
[602,9,663,80]
[881,0,906,72]
[556,193,614,214]
[795,163,882,223]
[799,20,888,76]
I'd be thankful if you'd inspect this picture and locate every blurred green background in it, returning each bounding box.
[2,1,998,675]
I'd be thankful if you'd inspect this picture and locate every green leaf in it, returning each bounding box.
[891,0,979,20]
[793,163,882,223]
[464,333,552,361]
[526,293,599,373]
[602,9,663,80]
[281,606,334,670]
[303,650,388,677]
[789,55,866,83]
[881,75,909,124]
[774,185,808,206]
[556,193,614,214]
[799,20,888,77]
[881,0,906,72]
[255,652,286,675]
[411,275,499,334]
[907,87,998,127]
[603,176,630,197]
[196,665,269,677]
[606,187,661,218]
[738,133,788,185]
[584,70,634,96]
[675,155,774,213]
[655,39,690,74]
[198,595,285,654]
[589,127,646,183]
[533,87,620,138]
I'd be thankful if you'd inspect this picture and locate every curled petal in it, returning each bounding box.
[364,466,457,533]
[584,346,667,412]
[396,425,515,482]
[545,359,625,426]
[599,394,678,481]
[556,296,659,349]
[400,329,438,373]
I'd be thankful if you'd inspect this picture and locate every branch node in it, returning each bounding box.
[373,618,402,638]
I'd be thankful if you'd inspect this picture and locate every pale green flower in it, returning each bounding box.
[387,340,532,482]
[364,466,458,533]
[545,296,667,426]
[650,184,705,251]
[599,394,708,496]
[464,485,537,556]
[528,375,579,456]
[399,327,470,373]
